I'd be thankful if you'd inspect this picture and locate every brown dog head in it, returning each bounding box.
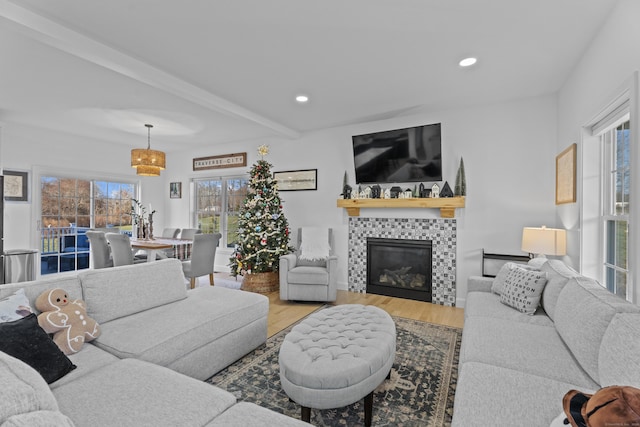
[563,386,640,427]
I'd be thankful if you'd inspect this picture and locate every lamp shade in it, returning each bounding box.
[521,226,566,256]
[131,124,166,176]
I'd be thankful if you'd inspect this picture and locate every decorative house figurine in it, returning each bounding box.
[371,185,381,199]
[431,183,440,198]
[440,181,454,198]
[343,184,352,199]
[390,186,402,198]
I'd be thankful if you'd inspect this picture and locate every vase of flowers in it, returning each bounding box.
[131,199,156,240]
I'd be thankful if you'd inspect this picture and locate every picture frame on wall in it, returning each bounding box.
[170,182,182,199]
[273,169,317,191]
[556,143,577,205]
[3,170,29,202]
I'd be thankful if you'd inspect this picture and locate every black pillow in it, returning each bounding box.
[0,313,76,384]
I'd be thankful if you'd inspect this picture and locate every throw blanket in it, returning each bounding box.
[299,227,330,260]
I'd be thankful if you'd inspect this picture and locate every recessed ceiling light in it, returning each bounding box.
[295,95,309,103]
[459,57,477,67]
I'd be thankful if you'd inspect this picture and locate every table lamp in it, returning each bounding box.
[521,226,567,258]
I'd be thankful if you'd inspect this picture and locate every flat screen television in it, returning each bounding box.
[352,123,442,185]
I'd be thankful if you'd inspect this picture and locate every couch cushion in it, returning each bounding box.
[540,260,579,321]
[207,402,311,427]
[499,266,548,314]
[288,266,329,285]
[554,276,640,384]
[0,314,76,384]
[49,344,119,390]
[0,350,60,424]
[459,317,598,389]
[452,361,598,427]
[2,410,76,427]
[598,313,640,388]
[464,292,553,326]
[79,259,187,324]
[53,358,236,427]
[92,286,268,369]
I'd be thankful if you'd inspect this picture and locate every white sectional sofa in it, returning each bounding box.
[0,259,309,427]
[452,258,640,426]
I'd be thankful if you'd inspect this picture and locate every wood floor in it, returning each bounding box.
[265,289,465,338]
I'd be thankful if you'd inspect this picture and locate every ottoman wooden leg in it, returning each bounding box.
[364,391,373,427]
[301,406,311,422]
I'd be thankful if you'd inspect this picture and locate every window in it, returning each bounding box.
[602,120,630,299]
[193,176,249,248]
[40,176,136,275]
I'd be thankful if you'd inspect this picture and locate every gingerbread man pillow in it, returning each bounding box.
[35,288,101,355]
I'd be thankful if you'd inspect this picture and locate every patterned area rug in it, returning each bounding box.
[207,312,462,427]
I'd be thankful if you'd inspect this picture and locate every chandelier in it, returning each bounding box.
[131,124,166,176]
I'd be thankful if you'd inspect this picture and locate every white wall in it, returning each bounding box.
[557,0,640,301]
[167,94,559,305]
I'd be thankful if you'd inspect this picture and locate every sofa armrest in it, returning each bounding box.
[467,276,494,293]
[279,253,297,272]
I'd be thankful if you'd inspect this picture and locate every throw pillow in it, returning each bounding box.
[0,313,76,384]
[491,262,538,295]
[0,288,33,322]
[35,288,101,355]
[500,266,548,314]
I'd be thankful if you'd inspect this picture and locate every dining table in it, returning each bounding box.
[130,238,193,262]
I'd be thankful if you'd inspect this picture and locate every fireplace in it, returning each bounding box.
[366,238,432,302]
[348,217,456,306]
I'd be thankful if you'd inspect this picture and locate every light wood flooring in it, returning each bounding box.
[265,289,465,338]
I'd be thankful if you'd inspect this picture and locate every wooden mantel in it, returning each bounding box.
[336,196,465,218]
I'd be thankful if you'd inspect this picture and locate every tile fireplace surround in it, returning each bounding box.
[348,217,457,306]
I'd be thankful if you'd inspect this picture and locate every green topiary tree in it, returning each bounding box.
[229,145,291,277]
[455,157,466,196]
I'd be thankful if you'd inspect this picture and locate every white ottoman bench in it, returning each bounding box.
[278,304,396,426]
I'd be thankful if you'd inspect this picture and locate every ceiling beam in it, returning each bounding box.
[0,0,300,139]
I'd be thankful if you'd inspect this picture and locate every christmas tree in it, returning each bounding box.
[230,145,291,277]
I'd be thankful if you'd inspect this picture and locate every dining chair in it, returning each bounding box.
[182,233,221,289]
[85,231,113,269]
[105,233,145,267]
[162,228,181,239]
[179,228,202,240]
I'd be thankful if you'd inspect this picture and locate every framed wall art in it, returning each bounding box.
[193,152,247,171]
[556,143,577,205]
[170,182,182,199]
[273,169,317,191]
[3,170,29,202]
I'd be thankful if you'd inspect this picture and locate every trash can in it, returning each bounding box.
[3,249,38,284]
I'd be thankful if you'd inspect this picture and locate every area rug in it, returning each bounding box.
[207,313,462,427]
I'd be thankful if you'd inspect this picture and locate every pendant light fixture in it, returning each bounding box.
[131,124,166,176]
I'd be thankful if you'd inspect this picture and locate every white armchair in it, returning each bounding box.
[279,227,338,302]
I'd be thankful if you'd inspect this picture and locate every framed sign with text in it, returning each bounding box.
[193,152,247,171]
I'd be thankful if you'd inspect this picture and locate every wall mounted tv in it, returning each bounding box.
[352,123,442,185]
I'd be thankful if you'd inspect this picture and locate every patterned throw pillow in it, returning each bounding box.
[500,265,548,314]
[0,288,33,323]
[491,262,538,295]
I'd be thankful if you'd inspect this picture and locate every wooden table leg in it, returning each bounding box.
[364,391,373,427]
[301,406,311,423]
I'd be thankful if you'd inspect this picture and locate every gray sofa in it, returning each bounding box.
[452,258,640,426]
[1,259,309,427]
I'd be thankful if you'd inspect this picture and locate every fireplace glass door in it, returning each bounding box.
[366,238,432,302]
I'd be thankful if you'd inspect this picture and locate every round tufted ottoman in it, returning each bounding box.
[278,304,396,426]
